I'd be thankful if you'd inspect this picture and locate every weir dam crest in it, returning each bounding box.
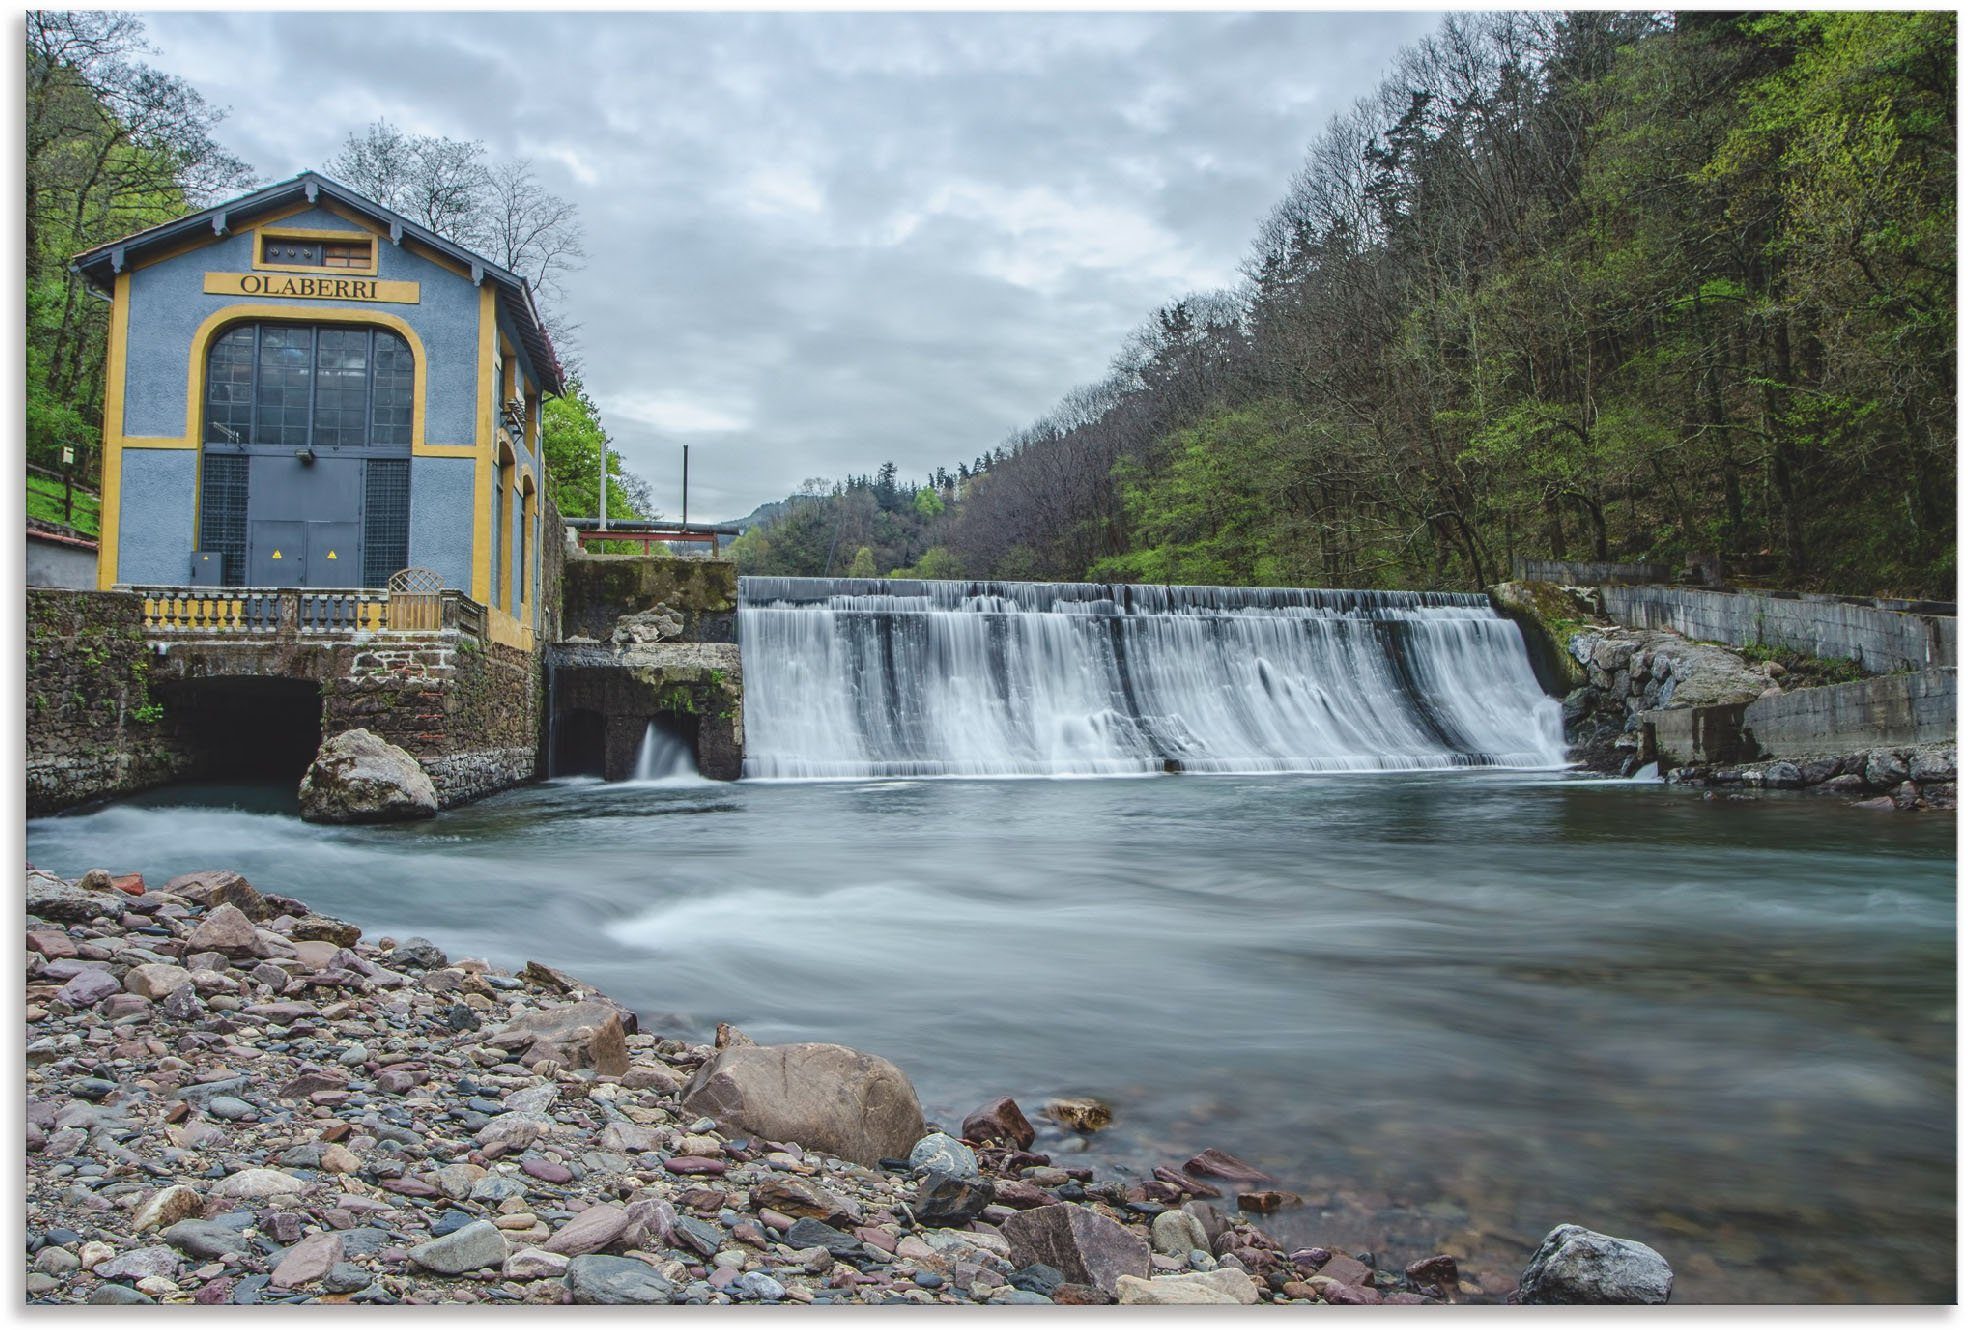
[737,576,1567,779]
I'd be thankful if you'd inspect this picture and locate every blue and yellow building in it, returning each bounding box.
[71,171,562,650]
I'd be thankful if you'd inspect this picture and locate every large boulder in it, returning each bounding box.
[680,1042,925,1168]
[1516,1224,1674,1304]
[298,729,438,825]
[497,1001,630,1077]
[1000,1204,1150,1295]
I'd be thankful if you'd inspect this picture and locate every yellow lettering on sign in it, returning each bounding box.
[203,273,421,305]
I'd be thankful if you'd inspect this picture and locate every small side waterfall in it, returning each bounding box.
[737,577,1569,779]
[632,721,701,783]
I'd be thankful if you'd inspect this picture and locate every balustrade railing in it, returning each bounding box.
[131,587,485,640]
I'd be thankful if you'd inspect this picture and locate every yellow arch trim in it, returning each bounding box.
[471,283,497,605]
[178,302,473,457]
[96,273,132,588]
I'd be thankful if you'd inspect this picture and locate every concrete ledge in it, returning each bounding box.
[1644,668,1956,766]
[1604,585,1955,674]
[1744,667,1956,759]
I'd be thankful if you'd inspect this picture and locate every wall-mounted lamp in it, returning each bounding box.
[295,447,316,466]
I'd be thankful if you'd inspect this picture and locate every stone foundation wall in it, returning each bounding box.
[1602,585,1955,674]
[319,635,538,807]
[26,590,201,816]
[562,555,738,644]
[548,641,744,780]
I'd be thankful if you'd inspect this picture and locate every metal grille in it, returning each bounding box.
[198,453,249,584]
[363,458,410,587]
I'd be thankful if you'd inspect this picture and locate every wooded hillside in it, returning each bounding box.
[737,12,1956,598]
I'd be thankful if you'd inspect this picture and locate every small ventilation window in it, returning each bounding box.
[261,236,372,269]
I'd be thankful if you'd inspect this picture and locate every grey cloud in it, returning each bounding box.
[141,10,1442,521]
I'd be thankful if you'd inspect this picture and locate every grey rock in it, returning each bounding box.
[162,1219,252,1259]
[908,1131,979,1181]
[681,1041,925,1168]
[406,1219,508,1274]
[565,1253,676,1304]
[1001,1204,1150,1296]
[1517,1223,1674,1304]
[87,1284,157,1304]
[298,728,439,825]
[25,869,120,925]
[206,1096,257,1121]
[1865,748,1912,790]
[323,1262,372,1294]
[94,1244,182,1282]
[913,1169,994,1226]
[56,968,123,1008]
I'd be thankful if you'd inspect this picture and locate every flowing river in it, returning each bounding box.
[27,769,1954,1303]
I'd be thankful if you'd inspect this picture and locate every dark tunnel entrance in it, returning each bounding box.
[553,707,607,777]
[160,676,324,787]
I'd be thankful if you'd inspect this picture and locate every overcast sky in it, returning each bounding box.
[140,10,1443,522]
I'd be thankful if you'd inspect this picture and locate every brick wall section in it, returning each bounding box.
[318,635,539,807]
[27,590,201,815]
[1603,585,1956,674]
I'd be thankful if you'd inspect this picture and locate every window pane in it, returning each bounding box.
[204,326,256,445]
[370,331,414,452]
[256,326,313,448]
[312,328,370,450]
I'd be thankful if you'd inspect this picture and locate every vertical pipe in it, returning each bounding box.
[599,435,608,531]
[682,444,690,529]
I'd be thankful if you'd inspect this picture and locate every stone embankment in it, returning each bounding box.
[25,866,1671,1307]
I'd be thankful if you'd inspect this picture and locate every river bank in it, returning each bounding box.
[27,771,1954,1304]
[29,860,1647,1307]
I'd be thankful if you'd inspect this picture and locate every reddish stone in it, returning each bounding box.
[1317,1253,1372,1287]
[381,1176,439,1197]
[1236,1189,1301,1214]
[521,1158,573,1184]
[961,1096,1036,1151]
[992,1179,1059,1209]
[1052,1283,1114,1305]
[854,1227,897,1253]
[319,1122,351,1143]
[1321,1282,1383,1305]
[1182,1148,1275,1186]
[1153,1165,1219,1198]
[194,1279,234,1304]
[110,873,145,897]
[1406,1254,1457,1288]
[26,931,76,960]
[663,1155,726,1175]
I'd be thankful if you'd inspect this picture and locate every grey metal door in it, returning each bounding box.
[307,522,360,586]
[248,520,305,586]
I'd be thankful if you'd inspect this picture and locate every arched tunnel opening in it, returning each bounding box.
[159,676,324,788]
[632,710,701,780]
[552,707,607,778]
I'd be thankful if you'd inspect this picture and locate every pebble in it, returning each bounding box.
[19,862,1452,1308]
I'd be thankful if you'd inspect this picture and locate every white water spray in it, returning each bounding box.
[632,721,702,784]
[737,577,1569,779]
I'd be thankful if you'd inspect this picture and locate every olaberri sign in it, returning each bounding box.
[203,272,421,304]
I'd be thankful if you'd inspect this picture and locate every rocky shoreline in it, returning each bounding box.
[25,864,1673,1307]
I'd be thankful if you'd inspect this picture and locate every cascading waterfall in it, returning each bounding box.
[737,577,1569,779]
[631,721,701,783]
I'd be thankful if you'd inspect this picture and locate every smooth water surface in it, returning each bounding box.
[28,773,1953,1302]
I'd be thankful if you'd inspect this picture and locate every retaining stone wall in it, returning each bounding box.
[1602,585,1955,674]
[26,590,202,816]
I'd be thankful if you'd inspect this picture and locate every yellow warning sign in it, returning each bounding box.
[326,550,338,559]
[271,550,283,559]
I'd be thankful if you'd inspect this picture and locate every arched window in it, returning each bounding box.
[204,322,413,452]
[199,322,415,587]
